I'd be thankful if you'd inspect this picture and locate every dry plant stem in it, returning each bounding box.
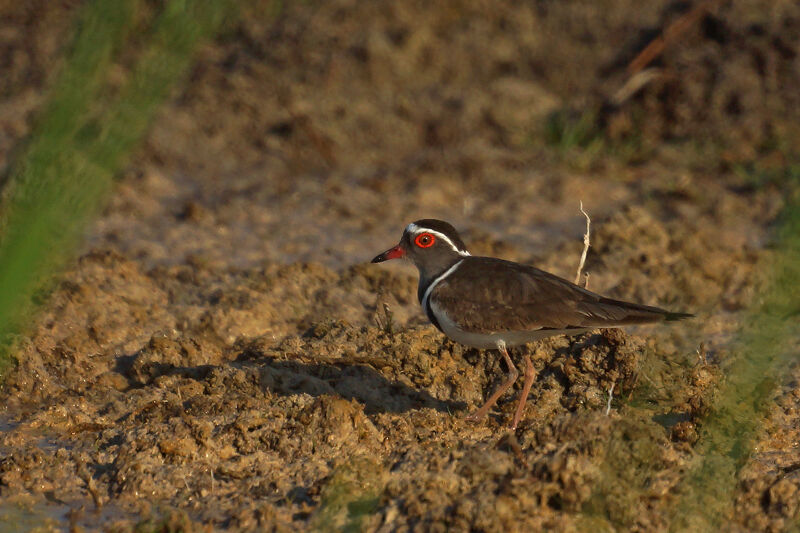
[466,341,518,422]
[609,0,721,108]
[511,354,536,430]
[626,0,721,75]
[575,201,591,285]
[606,382,615,416]
[611,68,663,106]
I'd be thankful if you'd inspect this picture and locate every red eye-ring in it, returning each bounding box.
[415,233,435,248]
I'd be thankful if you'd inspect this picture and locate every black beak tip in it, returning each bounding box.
[372,244,403,263]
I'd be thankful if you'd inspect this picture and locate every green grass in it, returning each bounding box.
[310,456,386,533]
[733,160,800,191]
[542,107,652,169]
[669,181,800,529]
[0,0,238,379]
[544,109,604,152]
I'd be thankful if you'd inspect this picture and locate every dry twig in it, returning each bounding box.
[608,0,723,107]
[611,68,663,107]
[626,0,722,76]
[606,382,615,416]
[375,302,395,335]
[574,201,591,287]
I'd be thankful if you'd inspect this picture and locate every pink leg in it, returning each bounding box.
[510,354,535,430]
[466,341,518,422]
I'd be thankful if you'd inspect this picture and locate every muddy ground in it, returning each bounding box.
[1,0,799,531]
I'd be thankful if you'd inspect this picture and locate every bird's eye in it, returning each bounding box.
[415,233,435,248]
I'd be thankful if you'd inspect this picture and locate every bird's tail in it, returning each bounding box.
[579,296,693,326]
[663,310,694,321]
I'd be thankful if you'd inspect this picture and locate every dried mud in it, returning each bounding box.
[1,0,799,531]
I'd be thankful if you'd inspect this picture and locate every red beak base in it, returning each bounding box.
[371,244,405,263]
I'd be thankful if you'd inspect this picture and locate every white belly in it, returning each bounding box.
[429,301,590,350]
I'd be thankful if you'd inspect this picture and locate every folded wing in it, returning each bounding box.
[431,258,690,334]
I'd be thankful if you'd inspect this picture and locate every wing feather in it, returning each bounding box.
[430,258,682,334]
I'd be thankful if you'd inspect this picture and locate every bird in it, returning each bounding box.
[371,219,691,429]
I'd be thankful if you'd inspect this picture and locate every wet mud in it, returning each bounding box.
[1,0,799,530]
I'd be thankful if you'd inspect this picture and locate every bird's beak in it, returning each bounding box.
[371,244,405,263]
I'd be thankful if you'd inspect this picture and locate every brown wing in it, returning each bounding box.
[431,257,688,334]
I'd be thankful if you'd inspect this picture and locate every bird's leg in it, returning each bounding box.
[466,341,518,422]
[510,354,535,430]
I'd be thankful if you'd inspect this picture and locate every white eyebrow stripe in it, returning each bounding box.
[406,224,470,257]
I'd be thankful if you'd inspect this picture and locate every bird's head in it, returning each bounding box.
[371,219,470,279]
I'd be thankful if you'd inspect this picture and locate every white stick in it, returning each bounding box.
[575,201,591,286]
[606,382,615,416]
